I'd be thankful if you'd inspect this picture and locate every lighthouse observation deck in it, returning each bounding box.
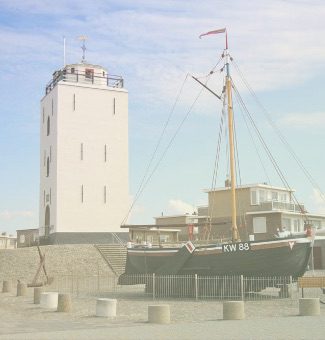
[45,63,124,95]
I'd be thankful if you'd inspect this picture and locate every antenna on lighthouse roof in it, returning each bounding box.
[78,35,87,63]
[63,36,66,67]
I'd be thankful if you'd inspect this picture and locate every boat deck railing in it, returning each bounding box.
[129,238,232,249]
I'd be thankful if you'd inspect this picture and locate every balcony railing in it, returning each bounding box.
[45,69,124,95]
[257,201,305,213]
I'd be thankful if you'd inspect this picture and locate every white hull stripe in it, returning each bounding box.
[128,237,311,255]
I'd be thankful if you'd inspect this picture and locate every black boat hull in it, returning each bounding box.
[119,238,312,284]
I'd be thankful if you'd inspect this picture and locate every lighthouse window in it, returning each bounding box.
[85,68,94,79]
[47,116,50,136]
[46,157,50,177]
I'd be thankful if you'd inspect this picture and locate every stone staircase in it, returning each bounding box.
[94,244,127,277]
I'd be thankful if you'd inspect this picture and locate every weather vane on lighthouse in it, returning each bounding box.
[78,35,87,63]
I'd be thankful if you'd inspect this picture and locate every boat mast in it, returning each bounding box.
[224,32,240,242]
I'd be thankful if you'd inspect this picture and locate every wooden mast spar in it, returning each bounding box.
[224,31,240,242]
[196,28,241,242]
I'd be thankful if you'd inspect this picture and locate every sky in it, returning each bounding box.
[0,0,325,234]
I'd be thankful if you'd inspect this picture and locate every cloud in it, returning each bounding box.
[168,199,197,215]
[0,210,35,221]
[310,189,325,214]
[1,0,325,104]
[280,112,325,128]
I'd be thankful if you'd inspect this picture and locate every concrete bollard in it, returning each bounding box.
[299,298,320,316]
[148,305,171,324]
[57,293,72,312]
[34,287,43,304]
[2,281,11,293]
[279,284,291,298]
[40,292,59,309]
[223,301,245,320]
[17,282,27,297]
[96,298,117,317]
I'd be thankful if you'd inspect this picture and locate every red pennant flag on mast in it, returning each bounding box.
[199,28,226,39]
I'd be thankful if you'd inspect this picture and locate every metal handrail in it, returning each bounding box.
[45,69,124,95]
[111,232,125,246]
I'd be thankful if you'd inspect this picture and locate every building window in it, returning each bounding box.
[43,151,46,166]
[251,190,258,205]
[73,94,76,111]
[47,116,50,136]
[279,193,288,202]
[272,191,278,201]
[293,219,302,233]
[81,185,84,203]
[46,157,50,177]
[253,217,267,233]
[309,219,321,229]
[282,217,291,230]
[71,67,75,74]
[81,143,83,160]
[42,108,45,123]
[113,98,116,115]
[104,144,107,162]
[259,190,266,203]
[104,186,107,203]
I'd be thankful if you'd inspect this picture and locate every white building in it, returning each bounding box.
[39,61,129,243]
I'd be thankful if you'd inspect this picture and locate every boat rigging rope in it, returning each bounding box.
[210,94,226,191]
[232,81,308,221]
[121,73,209,225]
[232,87,272,185]
[196,54,224,79]
[230,57,325,205]
[121,73,190,225]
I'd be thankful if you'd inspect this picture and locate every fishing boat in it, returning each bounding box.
[119,28,314,285]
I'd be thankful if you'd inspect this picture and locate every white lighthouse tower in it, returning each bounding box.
[39,44,129,244]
